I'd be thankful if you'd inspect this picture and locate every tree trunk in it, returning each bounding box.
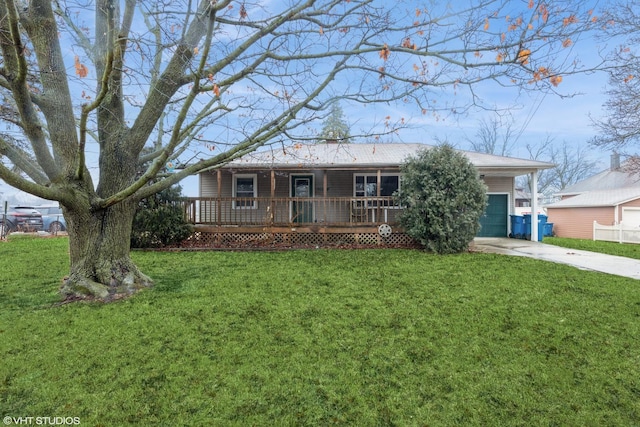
[59,200,153,301]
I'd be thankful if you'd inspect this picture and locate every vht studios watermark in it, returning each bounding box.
[3,417,80,425]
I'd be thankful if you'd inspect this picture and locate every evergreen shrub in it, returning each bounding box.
[131,185,193,248]
[396,144,488,254]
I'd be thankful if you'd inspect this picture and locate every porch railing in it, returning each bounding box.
[181,197,402,227]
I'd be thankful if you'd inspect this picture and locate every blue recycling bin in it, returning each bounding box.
[524,214,544,242]
[510,215,525,239]
[543,222,554,237]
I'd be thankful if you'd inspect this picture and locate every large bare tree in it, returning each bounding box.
[0,0,601,300]
[592,0,640,155]
[466,117,597,195]
[465,117,516,157]
[519,138,597,196]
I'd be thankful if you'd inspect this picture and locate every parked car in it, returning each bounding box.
[1,206,44,233]
[37,205,67,233]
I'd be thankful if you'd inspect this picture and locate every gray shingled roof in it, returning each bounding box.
[546,186,640,208]
[555,168,640,196]
[227,143,553,175]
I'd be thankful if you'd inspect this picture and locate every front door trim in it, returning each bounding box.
[290,174,314,223]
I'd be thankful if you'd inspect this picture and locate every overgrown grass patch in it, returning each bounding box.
[1,236,640,425]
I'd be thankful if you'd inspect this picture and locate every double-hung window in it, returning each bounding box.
[379,175,400,197]
[354,174,401,204]
[233,174,257,209]
[355,175,378,197]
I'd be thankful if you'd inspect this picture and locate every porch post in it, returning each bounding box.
[270,170,276,225]
[531,170,538,242]
[323,170,327,197]
[323,170,328,224]
[376,169,382,223]
[217,169,222,227]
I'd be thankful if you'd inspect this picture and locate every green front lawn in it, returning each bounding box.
[1,236,639,425]
[546,236,640,259]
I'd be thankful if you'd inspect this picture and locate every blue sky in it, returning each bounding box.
[0,0,619,201]
[425,68,610,159]
[176,66,612,197]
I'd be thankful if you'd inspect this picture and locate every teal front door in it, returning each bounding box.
[478,194,508,237]
[291,175,314,223]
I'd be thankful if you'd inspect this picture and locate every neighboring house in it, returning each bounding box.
[555,153,640,199]
[546,153,640,239]
[515,188,532,209]
[186,143,553,245]
[513,188,551,216]
[546,188,640,239]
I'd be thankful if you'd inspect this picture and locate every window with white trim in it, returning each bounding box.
[233,174,257,209]
[354,174,401,197]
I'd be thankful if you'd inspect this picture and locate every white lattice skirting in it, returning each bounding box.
[184,231,416,247]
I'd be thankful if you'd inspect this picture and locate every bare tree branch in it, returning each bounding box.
[0,0,611,296]
[591,0,640,158]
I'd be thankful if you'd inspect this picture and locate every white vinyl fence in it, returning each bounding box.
[593,221,640,244]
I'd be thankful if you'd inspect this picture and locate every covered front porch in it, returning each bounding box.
[181,196,412,247]
[182,196,401,227]
[187,143,553,246]
[185,159,414,246]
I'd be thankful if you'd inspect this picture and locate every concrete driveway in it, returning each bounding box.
[471,238,640,280]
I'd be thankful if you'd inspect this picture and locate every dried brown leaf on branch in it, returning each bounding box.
[74,56,88,78]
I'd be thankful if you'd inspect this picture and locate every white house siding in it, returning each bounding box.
[482,176,512,192]
[482,176,515,208]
